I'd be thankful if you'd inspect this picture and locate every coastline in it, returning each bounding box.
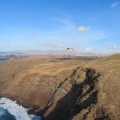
[0,96,42,120]
[0,57,14,62]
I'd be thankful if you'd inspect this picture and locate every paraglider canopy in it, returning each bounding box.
[66,48,74,52]
[52,88,66,94]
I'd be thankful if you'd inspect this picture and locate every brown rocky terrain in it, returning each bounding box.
[0,54,120,120]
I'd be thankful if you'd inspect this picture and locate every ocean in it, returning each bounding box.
[0,107,15,120]
[0,57,12,61]
[0,98,41,120]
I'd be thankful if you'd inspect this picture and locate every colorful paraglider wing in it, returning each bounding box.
[66,48,70,50]
[66,48,74,52]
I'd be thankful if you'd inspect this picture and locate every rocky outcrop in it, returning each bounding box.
[34,68,111,120]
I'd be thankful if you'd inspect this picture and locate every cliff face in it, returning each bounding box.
[0,55,120,120]
[0,57,82,109]
[42,68,102,120]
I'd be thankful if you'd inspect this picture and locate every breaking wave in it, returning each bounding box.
[0,98,41,120]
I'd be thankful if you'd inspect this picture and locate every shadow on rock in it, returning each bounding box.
[36,68,102,120]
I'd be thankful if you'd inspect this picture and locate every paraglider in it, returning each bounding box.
[66,47,74,57]
[66,48,74,52]
[52,88,66,94]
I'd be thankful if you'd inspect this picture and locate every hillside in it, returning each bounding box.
[0,55,120,120]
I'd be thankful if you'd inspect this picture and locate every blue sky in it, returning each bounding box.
[0,0,120,53]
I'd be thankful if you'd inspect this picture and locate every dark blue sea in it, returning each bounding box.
[0,107,15,120]
[0,57,11,61]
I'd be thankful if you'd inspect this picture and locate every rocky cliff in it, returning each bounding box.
[0,55,120,120]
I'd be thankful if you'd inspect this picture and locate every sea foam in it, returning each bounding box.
[0,98,41,120]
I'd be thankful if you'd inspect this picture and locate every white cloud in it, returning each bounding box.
[105,44,120,53]
[85,47,92,52]
[112,44,120,50]
[111,2,120,8]
[78,26,90,32]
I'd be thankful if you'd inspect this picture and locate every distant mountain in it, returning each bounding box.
[11,50,107,56]
[0,50,108,57]
[4,54,18,58]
